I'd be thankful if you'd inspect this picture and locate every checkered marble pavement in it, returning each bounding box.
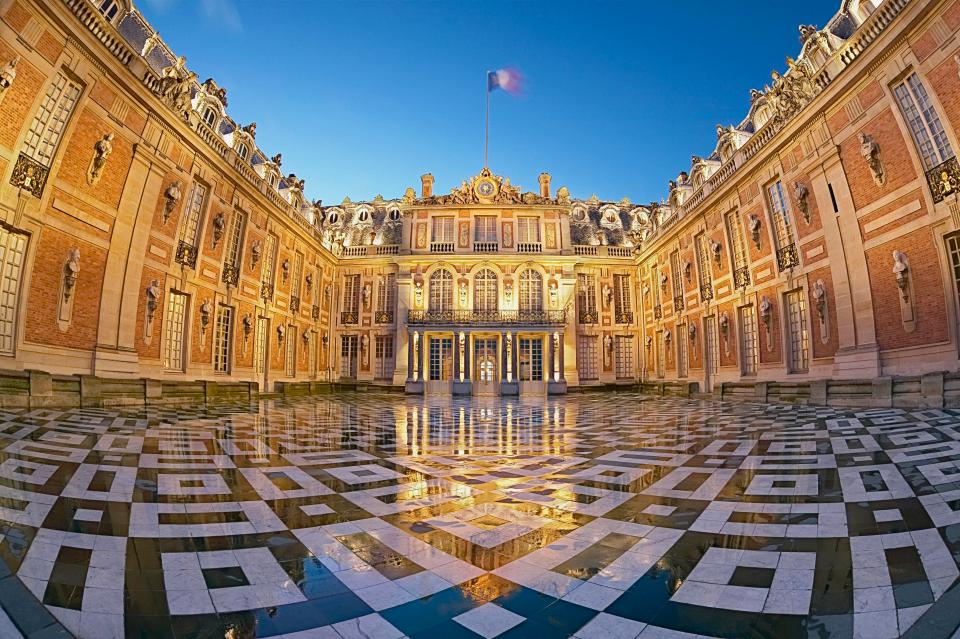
[2,392,960,638]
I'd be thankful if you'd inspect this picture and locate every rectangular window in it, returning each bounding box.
[615,336,633,380]
[695,233,713,299]
[340,335,358,379]
[725,211,750,287]
[577,335,598,380]
[766,180,797,269]
[739,305,758,376]
[474,216,497,243]
[785,290,809,373]
[213,305,233,373]
[651,265,661,306]
[429,337,453,381]
[375,335,395,380]
[677,324,688,378]
[261,234,278,286]
[577,273,597,322]
[254,317,268,375]
[179,184,208,247]
[518,337,543,381]
[343,274,361,315]
[670,251,684,307]
[432,216,455,243]
[0,227,27,356]
[894,72,954,170]
[163,291,188,371]
[224,210,246,267]
[308,331,317,377]
[285,325,297,377]
[377,273,396,319]
[946,234,960,310]
[22,72,81,167]
[291,253,303,298]
[517,217,541,243]
[705,317,719,376]
[613,274,631,320]
[656,331,665,378]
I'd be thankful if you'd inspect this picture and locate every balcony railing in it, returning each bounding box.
[430,242,455,254]
[342,246,367,257]
[673,295,684,311]
[474,242,499,253]
[407,309,567,326]
[175,240,198,269]
[376,245,399,255]
[260,282,274,300]
[700,283,713,301]
[733,266,751,289]
[572,245,634,258]
[517,242,542,253]
[312,304,320,321]
[290,296,300,314]
[615,312,634,324]
[653,304,662,319]
[376,310,394,324]
[221,263,240,287]
[341,311,359,325]
[776,244,799,270]
[579,310,598,325]
[926,156,960,204]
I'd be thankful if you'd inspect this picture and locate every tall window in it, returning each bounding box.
[432,217,454,243]
[0,228,27,355]
[163,291,188,371]
[340,335,358,379]
[894,73,954,170]
[429,337,452,380]
[615,336,633,380]
[22,72,81,168]
[519,270,543,312]
[285,325,297,377]
[375,335,394,380]
[254,317,268,375]
[739,305,758,376]
[767,180,797,268]
[670,251,683,309]
[577,336,598,380]
[785,290,809,373]
[677,324,688,378]
[518,337,543,381]
[224,211,246,268]
[343,274,361,315]
[376,273,396,320]
[577,273,597,322]
[695,233,713,300]
[97,0,121,21]
[261,234,278,287]
[429,269,453,311]
[475,216,497,243]
[656,331,665,378]
[308,331,318,377]
[614,274,631,320]
[213,305,233,373]
[291,253,304,300]
[725,211,750,287]
[179,184,208,248]
[517,217,540,243]
[474,269,498,312]
[651,265,661,308]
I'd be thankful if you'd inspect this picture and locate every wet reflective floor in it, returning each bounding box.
[2,392,960,638]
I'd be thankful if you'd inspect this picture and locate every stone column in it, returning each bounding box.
[461,331,469,381]
[412,331,420,381]
[407,331,415,382]
[453,330,461,382]
[553,331,561,382]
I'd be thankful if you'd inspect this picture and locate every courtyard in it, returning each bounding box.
[0,392,958,638]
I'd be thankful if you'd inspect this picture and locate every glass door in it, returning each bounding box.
[473,337,498,395]
[518,336,545,395]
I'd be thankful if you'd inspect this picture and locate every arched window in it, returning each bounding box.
[237,143,249,161]
[474,269,498,313]
[429,269,453,312]
[202,107,217,127]
[519,269,543,312]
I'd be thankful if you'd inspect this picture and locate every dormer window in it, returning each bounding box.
[327,212,339,225]
[98,0,121,21]
[388,208,400,221]
[269,174,278,188]
[358,209,369,222]
[202,107,217,127]
[237,143,249,161]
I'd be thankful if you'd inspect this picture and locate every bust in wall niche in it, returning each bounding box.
[87,133,115,186]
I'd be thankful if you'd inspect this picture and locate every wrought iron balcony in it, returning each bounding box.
[926,156,960,203]
[376,310,394,324]
[776,244,799,270]
[733,266,751,289]
[221,263,240,287]
[260,281,274,300]
[10,153,48,198]
[700,283,713,301]
[615,312,634,324]
[407,309,567,326]
[653,304,662,319]
[175,240,198,269]
[341,311,359,325]
[673,295,685,311]
[579,310,598,325]
[290,296,300,314]
[312,304,320,321]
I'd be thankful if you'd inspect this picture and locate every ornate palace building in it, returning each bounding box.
[0,0,959,405]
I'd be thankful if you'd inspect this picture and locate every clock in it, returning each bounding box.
[474,176,498,200]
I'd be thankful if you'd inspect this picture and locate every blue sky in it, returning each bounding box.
[141,0,840,204]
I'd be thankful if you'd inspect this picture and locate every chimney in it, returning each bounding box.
[421,173,434,198]
[538,172,552,198]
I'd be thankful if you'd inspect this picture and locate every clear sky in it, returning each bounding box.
[140,0,840,205]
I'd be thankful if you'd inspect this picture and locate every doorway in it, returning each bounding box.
[518,336,546,395]
[474,337,498,395]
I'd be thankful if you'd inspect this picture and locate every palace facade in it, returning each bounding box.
[1,0,960,403]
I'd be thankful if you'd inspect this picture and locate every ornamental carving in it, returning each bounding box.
[892,251,910,302]
[10,152,48,197]
[63,248,80,302]
[750,54,820,130]
[859,133,885,186]
[415,167,564,207]
[156,56,197,121]
[87,133,114,186]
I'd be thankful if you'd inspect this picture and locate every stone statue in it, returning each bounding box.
[211,212,225,248]
[402,186,416,203]
[243,122,257,138]
[242,314,253,343]
[812,279,827,321]
[748,214,762,249]
[145,280,161,322]
[250,240,262,268]
[87,133,114,186]
[63,248,80,302]
[199,299,212,334]
[859,133,885,186]
[892,251,909,301]
[0,56,20,103]
[157,56,196,120]
[556,186,571,205]
[141,34,159,58]
[793,181,810,224]
[163,181,181,225]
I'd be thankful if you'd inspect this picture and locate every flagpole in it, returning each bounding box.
[484,70,490,169]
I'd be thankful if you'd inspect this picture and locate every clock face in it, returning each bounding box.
[475,178,497,199]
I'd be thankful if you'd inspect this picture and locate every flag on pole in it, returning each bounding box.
[487,67,523,95]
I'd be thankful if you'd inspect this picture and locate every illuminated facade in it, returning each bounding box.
[2,0,960,403]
